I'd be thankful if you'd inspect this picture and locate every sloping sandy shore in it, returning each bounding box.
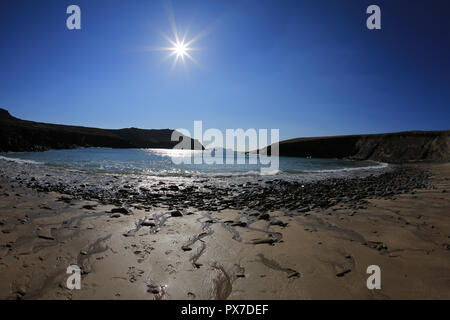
[0,163,449,299]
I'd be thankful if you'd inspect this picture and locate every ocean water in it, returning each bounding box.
[0,148,387,178]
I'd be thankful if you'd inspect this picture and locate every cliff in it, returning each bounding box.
[259,130,450,163]
[0,108,203,152]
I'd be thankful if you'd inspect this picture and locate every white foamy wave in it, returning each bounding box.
[303,162,388,173]
[204,169,282,178]
[259,169,282,176]
[141,168,194,177]
[0,155,40,165]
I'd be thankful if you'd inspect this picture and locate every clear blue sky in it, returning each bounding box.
[1,0,449,141]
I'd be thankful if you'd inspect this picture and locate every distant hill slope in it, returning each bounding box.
[258,130,450,163]
[0,108,203,152]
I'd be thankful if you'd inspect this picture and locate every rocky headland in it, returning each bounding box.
[0,108,202,152]
[258,130,450,163]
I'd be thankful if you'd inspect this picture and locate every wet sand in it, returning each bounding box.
[0,163,449,299]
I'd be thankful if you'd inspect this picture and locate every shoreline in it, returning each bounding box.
[1,107,448,163]
[0,150,390,182]
[0,156,400,213]
[0,160,449,299]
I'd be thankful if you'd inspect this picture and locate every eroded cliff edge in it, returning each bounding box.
[259,130,450,163]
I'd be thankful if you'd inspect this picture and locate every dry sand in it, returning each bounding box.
[0,163,449,300]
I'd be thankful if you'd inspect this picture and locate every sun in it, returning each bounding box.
[146,7,209,71]
[149,30,200,71]
[173,41,188,58]
[148,13,206,71]
[160,30,200,70]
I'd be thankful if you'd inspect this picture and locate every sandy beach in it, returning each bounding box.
[0,160,449,300]
[2,0,450,309]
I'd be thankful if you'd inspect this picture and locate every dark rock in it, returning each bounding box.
[336,268,351,277]
[141,219,156,227]
[251,237,276,245]
[37,234,55,241]
[270,220,288,227]
[231,221,247,227]
[287,271,301,279]
[111,207,131,215]
[16,286,26,297]
[170,210,183,217]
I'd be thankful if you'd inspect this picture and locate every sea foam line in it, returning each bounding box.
[0,155,40,165]
[302,162,389,173]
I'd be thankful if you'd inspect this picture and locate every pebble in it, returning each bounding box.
[251,237,276,245]
[170,210,183,217]
[111,207,131,215]
[270,220,288,227]
[16,286,26,297]
[336,268,352,277]
[141,219,156,227]
[231,221,247,227]
[37,233,55,241]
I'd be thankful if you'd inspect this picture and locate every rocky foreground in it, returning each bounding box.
[0,161,449,299]
[21,166,431,216]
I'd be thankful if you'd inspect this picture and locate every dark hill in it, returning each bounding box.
[258,130,450,163]
[0,108,203,152]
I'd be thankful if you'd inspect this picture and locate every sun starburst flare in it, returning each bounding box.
[144,2,210,72]
[149,27,202,71]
